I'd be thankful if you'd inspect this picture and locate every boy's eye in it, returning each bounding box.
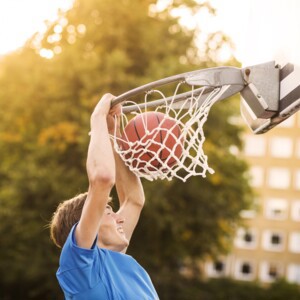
[105,205,113,215]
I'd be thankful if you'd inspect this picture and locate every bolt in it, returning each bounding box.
[245,68,251,76]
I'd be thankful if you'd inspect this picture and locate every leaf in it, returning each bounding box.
[38,122,79,151]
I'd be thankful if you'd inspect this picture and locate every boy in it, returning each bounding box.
[50,94,158,299]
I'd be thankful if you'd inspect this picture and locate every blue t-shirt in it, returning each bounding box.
[57,224,159,300]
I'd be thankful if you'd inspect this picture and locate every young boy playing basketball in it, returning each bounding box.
[50,94,159,299]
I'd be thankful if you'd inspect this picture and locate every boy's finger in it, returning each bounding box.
[110,104,122,116]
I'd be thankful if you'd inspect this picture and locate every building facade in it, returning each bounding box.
[204,114,300,284]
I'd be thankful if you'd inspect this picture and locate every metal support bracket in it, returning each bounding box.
[241,61,280,119]
[240,61,300,134]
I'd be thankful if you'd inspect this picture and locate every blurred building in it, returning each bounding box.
[204,113,300,285]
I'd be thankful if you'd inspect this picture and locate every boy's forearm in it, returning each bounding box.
[87,115,115,183]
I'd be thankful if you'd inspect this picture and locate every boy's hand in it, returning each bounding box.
[92,93,115,117]
[107,103,122,136]
[90,93,121,135]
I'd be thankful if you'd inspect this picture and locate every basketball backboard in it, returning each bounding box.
[240,61,300,134]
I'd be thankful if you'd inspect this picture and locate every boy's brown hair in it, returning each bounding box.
[50,192,88,248]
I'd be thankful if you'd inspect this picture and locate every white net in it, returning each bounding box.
[112,84,231,182]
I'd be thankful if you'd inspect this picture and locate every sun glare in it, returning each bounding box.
[0,0,73,55]
[39,48,54,59]
[1,0,300,66]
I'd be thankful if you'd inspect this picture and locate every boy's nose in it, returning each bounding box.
[113,213,125,224]
[115,214,125,224]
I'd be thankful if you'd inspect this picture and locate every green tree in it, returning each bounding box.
[0,0,251,299]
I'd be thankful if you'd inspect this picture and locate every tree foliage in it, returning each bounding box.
[0,0,253,299]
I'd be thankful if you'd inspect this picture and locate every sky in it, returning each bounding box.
[209,0,300,66]
[0,0,300,67]
[0,0,73,55]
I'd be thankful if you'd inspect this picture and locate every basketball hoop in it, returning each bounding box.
[111,67,244,182]
[110,61,300,181]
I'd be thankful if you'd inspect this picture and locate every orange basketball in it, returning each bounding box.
[120,112,183,171]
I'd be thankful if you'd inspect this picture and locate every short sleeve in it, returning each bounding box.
[56,223,103,294]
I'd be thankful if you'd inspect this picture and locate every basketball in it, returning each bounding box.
[120,112,183,171]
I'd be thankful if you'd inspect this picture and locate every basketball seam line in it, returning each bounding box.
[155,114,163,168]
[134,117,154,161]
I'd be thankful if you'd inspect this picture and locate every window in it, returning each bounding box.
[242,263,251,274]
[295,140,300,158]
[291,201,300,221]
[234,260,255,281]
[244,135,266,156]
[235,228,257,249]
[245,232,253,242]
[287,264,300,284]
[240,198,259,219]
[294,170,300,190]
[260,261,282,283]
[240,210,257,219]
[269,137,293,158]
[268,168,290,189]
[265,198,288,220]
[205,259,228,278]
[269,265,278,278]
[272,234,281,244]
[262,230,285,251]
[214,261,224,272]
[249,166,264,187]
[289,232,300,253]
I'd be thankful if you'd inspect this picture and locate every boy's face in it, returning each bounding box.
[97,204,129,252]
